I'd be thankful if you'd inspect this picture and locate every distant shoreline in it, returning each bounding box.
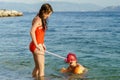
[0,9,23,17]
[22,11,120,13]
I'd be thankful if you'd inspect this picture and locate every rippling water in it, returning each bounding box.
[0,12,120,80]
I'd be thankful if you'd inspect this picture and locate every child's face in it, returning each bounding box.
[69,61,77,67]
[68,56,77,67]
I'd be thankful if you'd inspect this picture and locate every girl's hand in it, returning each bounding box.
[43,44,46,51]
[36,44,44,52]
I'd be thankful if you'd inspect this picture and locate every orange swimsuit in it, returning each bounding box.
[29,26,45,53]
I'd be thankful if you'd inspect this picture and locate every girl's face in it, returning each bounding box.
[68,56,77,67]
[69,61,77,67]
[43,12,52,19]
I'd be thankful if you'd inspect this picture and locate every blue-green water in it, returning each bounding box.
[0,12,120,80]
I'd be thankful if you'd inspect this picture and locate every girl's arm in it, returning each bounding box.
[30,17,42,50]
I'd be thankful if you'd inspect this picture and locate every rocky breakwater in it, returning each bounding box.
[0,9,23,17]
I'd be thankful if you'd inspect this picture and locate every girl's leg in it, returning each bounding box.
[32,53,39,78]
[34,49,45,77]
[37,53,45,77]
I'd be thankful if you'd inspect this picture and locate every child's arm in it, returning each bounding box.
[60,67,68,73]
[60,66,72,73]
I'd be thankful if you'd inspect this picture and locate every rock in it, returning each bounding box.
[0,9,23,17]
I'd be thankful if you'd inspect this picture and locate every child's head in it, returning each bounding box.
[65,53,77,63]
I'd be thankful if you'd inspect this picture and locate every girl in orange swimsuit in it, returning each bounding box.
[29,3,53,79]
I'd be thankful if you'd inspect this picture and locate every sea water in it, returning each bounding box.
[0,12,120,80]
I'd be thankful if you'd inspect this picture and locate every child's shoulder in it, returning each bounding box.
[76,63,82,67]
[74,63,85,74]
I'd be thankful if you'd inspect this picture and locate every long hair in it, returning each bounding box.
[38,3,53,30]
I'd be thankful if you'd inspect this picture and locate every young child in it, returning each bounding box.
[60,53,87,74]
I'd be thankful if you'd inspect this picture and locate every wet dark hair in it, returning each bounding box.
[38,3,53,30]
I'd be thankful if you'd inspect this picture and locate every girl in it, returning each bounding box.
[29,3,53,78]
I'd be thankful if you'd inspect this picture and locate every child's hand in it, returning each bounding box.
[60,67,66,73]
